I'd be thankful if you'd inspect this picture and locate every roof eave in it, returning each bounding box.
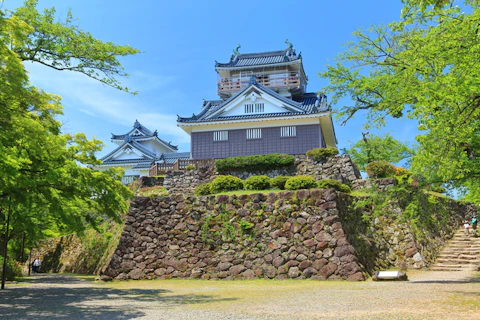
[177,111,330,126]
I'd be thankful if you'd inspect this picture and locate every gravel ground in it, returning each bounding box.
[0,270,478,320]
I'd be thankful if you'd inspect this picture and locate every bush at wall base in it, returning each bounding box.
[285,176,318,190]
[210,175,244,193]
[215,154,295,172]
[244,175,271,190]
[195,182,212,196]
[366,161,396,178]
[317,179,352,193]
[306,147,339,161]
[270,176,291,190]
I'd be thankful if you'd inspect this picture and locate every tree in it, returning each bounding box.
[0,1,138,288]
[347,133,415,171]
[13,0,140,93]
[320,0,480,196]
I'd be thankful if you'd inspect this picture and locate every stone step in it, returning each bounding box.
[448,239,480,243]
[437,254,479,260]
[430,263,474,269]
[435,258,479,265]
[444,243,480,248]
[442,248,480,255]
[450,238,480,242]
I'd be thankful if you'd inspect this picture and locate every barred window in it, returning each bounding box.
[245,103,264,113]
[213,131,228,141]
[281,126,297,137]
[247,128,262,139]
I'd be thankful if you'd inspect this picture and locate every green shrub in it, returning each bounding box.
[285,176,317,190]
[244,175,271,190]
[317,179,351,193]
[215,154,295,172]
[0,256,23,281]
[366,161,396,178]
[270,176,291,190]
[195,182,212,196]
[306,147,339,161]
[210,175,244,193]
[186,164,196,171]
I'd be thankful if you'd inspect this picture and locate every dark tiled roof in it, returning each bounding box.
[100,139,159,162]
[216,49,301,68]
[111,120,153,139]
[177,81,328,124]
[101,158,151,165]
[111,120,178,151]
[132,162,155,169]
[161,152,191,164]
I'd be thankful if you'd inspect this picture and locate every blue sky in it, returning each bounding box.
[7,0,418,157]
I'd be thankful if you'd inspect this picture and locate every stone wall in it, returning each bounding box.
[351,178,397,191]
[337,193,476,270]
[104,190,366,281]
[163,154,361,195]
[103,188,475,281]
[163,166,218,195]
[296,155,361,186]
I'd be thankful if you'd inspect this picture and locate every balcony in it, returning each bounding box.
[217,73,301,96]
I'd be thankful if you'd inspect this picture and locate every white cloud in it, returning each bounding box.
[24,62,190,143]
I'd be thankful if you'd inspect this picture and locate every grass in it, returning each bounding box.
[350,189,374,197]
[136,185,168,197]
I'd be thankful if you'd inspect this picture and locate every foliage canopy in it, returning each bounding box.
[348,133,414,171]
[321,0,480,200]
[0,0,138,287]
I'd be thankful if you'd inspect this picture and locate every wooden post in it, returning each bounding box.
[1,208,11,290]
[173,160,179,171]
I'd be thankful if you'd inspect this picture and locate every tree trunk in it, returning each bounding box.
[20,232,25,263]
[28,249,32,276]
[1,208,11,290]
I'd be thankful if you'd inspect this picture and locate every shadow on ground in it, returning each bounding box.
[0,274,237,319]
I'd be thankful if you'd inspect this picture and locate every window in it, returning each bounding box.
[245,103,265,113]
[214,131,228,141]
[281,126,296,137]
[247,128,262,139]
[255,103,264,113]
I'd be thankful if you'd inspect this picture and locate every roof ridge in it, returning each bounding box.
[236,49,289,59]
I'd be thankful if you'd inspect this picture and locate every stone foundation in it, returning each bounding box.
[104,187,475,281]
[163,155,362,195]
[104,190,366,281]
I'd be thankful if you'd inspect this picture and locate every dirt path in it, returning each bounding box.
[0,271,478,319]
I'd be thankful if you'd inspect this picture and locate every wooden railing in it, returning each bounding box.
[149,159,215,176]
[218,74,300,93]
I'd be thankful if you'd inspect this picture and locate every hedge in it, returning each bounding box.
[194,182,212,196]
[270,176,291,190]
[366,161,396,178]
[306,147,338,161]
[215,154,295,173]
[317,179,351,193]
[244,175,271,190]
[285,176,317,190]
[210,175,244,193]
